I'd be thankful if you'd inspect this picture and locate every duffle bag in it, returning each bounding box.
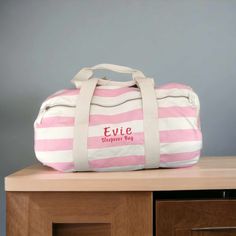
[34,64,202,172]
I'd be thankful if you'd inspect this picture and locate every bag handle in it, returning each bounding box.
[72,63,146,87]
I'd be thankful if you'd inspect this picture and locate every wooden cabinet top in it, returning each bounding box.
[5,157,236,191]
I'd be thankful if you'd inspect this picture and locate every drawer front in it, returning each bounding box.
[176,228,236,236]
[156,200,236,236]
[7,192,153,236]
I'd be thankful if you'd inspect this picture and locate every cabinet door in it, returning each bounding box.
[156,200,236,236]
[7,192,153,236]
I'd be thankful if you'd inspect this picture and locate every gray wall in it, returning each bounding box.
[1,0,236,234]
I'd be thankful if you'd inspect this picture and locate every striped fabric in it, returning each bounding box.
[34,83,202,172]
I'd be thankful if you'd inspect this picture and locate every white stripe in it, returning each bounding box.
[92,164,145,172]
[88,141,202,159]
[159,117,198,130]
[62,168,76,173]
[160,141,202,154]
[35,150,73,163]
[88,145,145,160]
[35,117,198,139]
[35,141,202,163]
[91,156,200,172]
[160,156,200,168]
[35,126,74,139]
[42,96,193,118]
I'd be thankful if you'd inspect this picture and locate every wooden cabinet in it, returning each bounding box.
[5,157,236,236]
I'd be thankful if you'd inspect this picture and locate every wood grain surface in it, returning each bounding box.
[5,157,236,191]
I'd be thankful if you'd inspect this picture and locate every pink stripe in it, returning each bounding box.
[36,117,75,128]
[35,130,201,151]
[90,155,145,168]
[35,139,72,151]
[36,107,197,128]
[160,150,200,162]
[89,107,195,125]
[95,87,139,96]
[89,109,142,125]
[43,151,200,171]
[48,87,140,99]
[158,107,197,118]
[158,83,192,90]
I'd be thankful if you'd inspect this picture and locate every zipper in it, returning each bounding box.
[36,95,192,124]
[45,95,190,109]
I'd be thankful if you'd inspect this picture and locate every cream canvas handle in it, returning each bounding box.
[136,77,160,169]
[72,63,146,87]
[73,78,99,171]
[72,64,160,171]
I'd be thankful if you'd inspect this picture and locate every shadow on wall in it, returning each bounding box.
[0,95,39,236]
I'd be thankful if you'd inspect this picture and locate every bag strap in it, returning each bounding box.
[135,77,160,169]
[73,78,99,171]
[72,65,160,171]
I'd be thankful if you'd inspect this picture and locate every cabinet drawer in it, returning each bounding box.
[155,199,236,236]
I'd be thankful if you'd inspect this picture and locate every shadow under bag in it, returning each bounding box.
[34,64,202,172]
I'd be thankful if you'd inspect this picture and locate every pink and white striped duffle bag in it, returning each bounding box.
[34,64,202,172]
